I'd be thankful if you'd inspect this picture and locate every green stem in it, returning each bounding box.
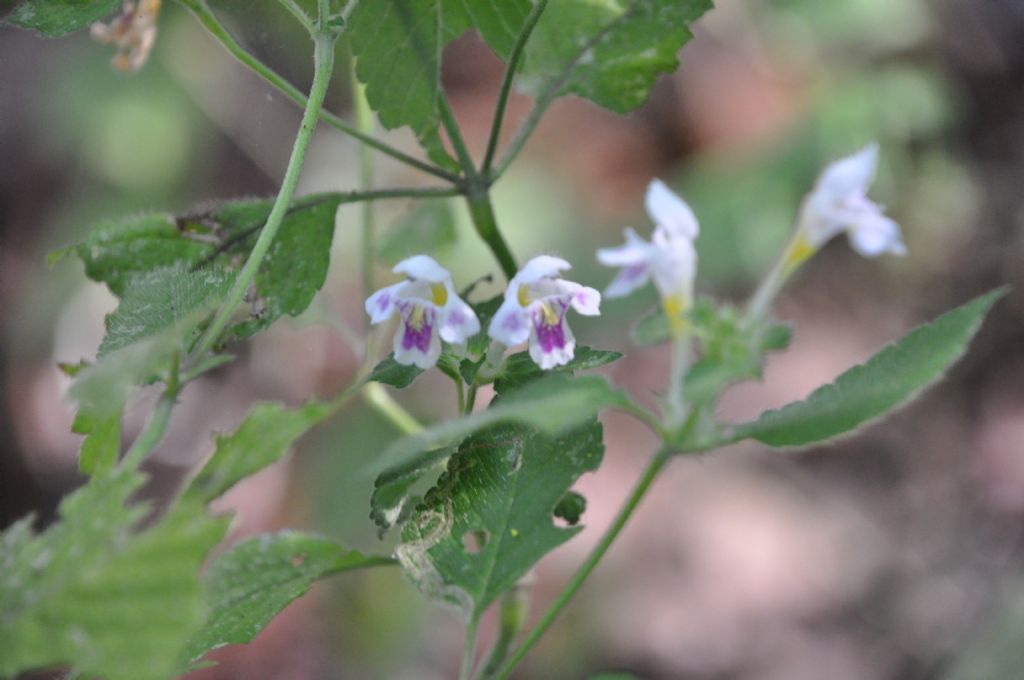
[454,378,466,415]
[191,29,337,361]
[362,383,423,435]
[665,333,692,430]
[465,383,479,415]
[177,0,459,183]
[439,95,477,177]
[351,58,377,306]
[492,6,640,180]
[491,445,675,680]
[121,350,182,470]
[460,617,482,680]
[465,187,518,281]
[477,588,529,679]
[481,0,549,176]
[277,0,313,33]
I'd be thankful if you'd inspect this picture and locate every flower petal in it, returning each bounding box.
[365,281,403,324]
[488,298,530,346]
[393,305,442,369]
[645,179,699,239]
[603,263,651,298]
[529,308,576,370]
[513,255,572,287]
[439,286,481,343]
[568,284,601,316]
[848,213,907,257]
[815,143,878,201]
[596,228,652,266]
[393,254,450,282]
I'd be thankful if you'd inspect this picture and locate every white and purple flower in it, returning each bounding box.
[365,255,480,369]
[797,143,907,258]
[597,179,698,334]
[488,256,601,370]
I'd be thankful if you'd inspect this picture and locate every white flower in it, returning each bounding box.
[365,255,480,369]
[488,255,601,370]
[597,179,698,330]
[798,143,907,257]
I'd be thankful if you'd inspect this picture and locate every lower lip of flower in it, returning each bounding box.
[534,302,567,352]
[403,306,434,352]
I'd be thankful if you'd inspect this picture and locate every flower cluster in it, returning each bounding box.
[365,144,905,373]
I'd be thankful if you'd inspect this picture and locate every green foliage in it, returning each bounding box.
[522,0,713,112]
[186,531,391,662]
[370,445,452,534]
[494,346,623,392]
[553,490,587,526]
[734,289,1005,447]
[631,307,671,346]
[397,416,604,618]
[57,194,343,340]
[73,410,120,476]
[4,0,119,36]
[188,400,336,503]
[0,471,227,680]
[370,373,627,474]
[378,199,457,265]
[98,267,234,357]
[369,355,424,389]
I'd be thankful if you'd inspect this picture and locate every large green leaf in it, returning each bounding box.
[523,0,713,113]
[186,531,392,662]
[494,346,622,392]
[0,471,227,680]
[369,373,627,475]
[398,416,604,618]
[188,400,336,503]
[733,289,1005,447]
[57,193,343,339]
[4,0,119,36]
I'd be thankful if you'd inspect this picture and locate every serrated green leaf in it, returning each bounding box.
[370,445,453,534]
[5,0,119,36]
[398,416,603,618]
[98,266,233,357]
[370,373,627,475]
[60,193,343,340]
[378,199,457,265]
[188,400,336,503]
[73,410,120,476]
[0,471,227,680]
[369,355,424,389]
[523,0,713,113]
[494,346,623,392]
[734,288,1006,447]
[186,531,391,662]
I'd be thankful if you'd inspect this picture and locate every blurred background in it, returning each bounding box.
[2,0,1024,678]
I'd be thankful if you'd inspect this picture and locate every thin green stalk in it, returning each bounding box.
[481,0,549,175]
[465,188,518,281]
[465,383,479,415]
[492,5,640,180]
[460,617,482,680]
[363,383,423,435]
[191,30,337,361]
[352,61,377,302]
[454,378,466,415]
[277,0,314,33]
[665,333,692,430]
[121,350,182,470]
[439,95,478,178]
[491,445,675,680]
[477,588,529,679]
[177,0,459,183]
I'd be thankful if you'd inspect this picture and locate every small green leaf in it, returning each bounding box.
[5,0,119,36]
[371,374,627,475]
[398,416,604,618]
[98,267,233,357]
[734,288,1006,447]
[369,355,425,389]
[631,308,671,346]
[0,471,227,680]
[494,346,623,392]
[188,400,336,503]
[60,193,343,340]
[186,531,391,662]
[370,446,453,534]
[523,0,713,113]
[73,410,120,476]
[378,199,457,265]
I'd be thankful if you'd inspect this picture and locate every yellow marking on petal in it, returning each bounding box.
[781,233,816,278]
[408,304,426,331]
[517,284,531,308]
[540,301,560,327]
[430,282,448,306]
[662,293,689,337]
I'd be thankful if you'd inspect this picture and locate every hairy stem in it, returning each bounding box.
[465,187,518,281]
[481,0,549,175]
[191,30,336,360]
[491,445,675,679]
[439,95,477,178]
[177,0,459,183]
[277,0,313,33]
[477,588,529,679]
[121,353,181,471]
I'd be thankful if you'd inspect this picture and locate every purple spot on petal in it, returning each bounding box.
[533,304,567,354]
[401,307,435,353]
[377,292,390,310]
[503,313,523,331]
[447,309,465,326]
[622,264,646,282]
